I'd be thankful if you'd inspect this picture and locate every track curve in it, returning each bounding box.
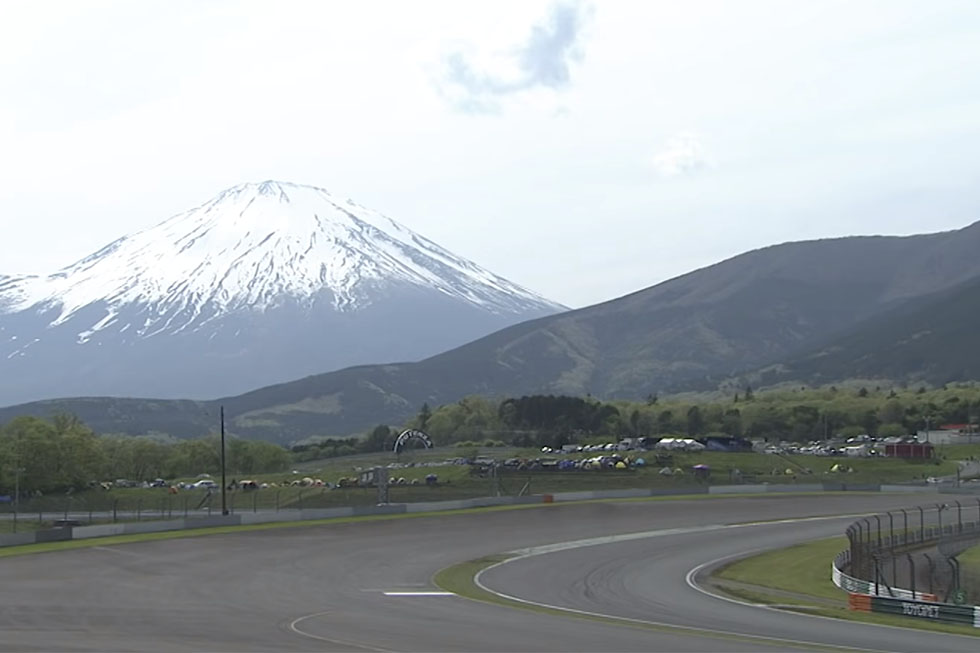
[0,493,972,652]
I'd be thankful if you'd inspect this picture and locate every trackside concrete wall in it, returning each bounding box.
[74,523,127,539]
[880,484,937,493]
[709,485,767,494]
[0,532,40,547]
[769,483,824,493]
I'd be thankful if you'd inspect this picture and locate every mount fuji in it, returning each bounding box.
[0,181,564,407]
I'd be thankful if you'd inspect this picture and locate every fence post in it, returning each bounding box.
[873,554,880,596]
[851,519,864,578]
[924,553,935,595]
[918,506,925,543]
[887,512,894,549]
[900,509,908,546]
[907,554,916,599]
[874,514,882,549]
[113,499,118,523]
[946,557,960,603]
[862,518,872,579]
[956,500,962,533]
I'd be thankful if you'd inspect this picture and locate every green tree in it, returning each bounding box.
[417,403,432,432]
[363,425,392,452]
[878,399,905,425]
[686,405,704,436]
[877,423,907,438]
[721,408,743,437]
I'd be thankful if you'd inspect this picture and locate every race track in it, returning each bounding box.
[1,493,975,652]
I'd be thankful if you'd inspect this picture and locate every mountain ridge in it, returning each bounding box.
[3,220,978,442]
[0,181,563,405]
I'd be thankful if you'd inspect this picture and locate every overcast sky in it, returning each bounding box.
[2,0,979,308]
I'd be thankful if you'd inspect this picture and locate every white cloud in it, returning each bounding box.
[652,132,712,177]
[437,1,593,114]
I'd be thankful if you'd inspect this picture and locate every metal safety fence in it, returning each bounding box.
[843,500,980,605]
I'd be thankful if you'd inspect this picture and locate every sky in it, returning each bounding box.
[2,0,979,309]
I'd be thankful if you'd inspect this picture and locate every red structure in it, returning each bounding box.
[884,442,934,459]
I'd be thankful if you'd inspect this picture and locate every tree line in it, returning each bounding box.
[383,384,980,451]
[0,415,290,495]
[4,384,979,494]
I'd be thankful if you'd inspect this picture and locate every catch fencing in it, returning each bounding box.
[835,499,980,626]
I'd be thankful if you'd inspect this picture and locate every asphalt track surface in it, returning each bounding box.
[1,493,977,652]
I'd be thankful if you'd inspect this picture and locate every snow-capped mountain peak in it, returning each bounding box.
[0,181,564,406]
[5,181,562,338]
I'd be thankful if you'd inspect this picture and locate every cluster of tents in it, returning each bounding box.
[653,438,706,451]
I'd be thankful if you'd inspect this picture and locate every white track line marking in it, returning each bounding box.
[384,591,454,596]
[287,611,395,652]
[472,514,891,653]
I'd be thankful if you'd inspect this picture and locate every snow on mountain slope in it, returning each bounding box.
[2,181,562,341]
[0,274,37,312]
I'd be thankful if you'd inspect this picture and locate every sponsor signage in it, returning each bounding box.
[871,596,976,626]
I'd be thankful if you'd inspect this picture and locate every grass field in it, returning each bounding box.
[715,536,848,602]
[712,537,980,636]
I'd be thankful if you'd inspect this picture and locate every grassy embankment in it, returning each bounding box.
[712,537,980,636]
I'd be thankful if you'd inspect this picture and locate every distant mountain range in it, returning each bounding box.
[748,273,980,388]
[0,181,563,406]
[4,220,980,443]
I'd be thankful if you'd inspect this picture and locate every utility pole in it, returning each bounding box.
[13,467,23,534]
[220,406,228,516]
